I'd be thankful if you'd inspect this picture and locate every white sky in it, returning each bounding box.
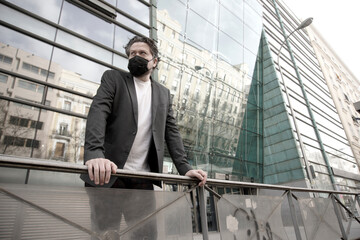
[282,0,360,81]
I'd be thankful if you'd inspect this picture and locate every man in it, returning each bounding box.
[81,36,207,188]
[81,36,207,239]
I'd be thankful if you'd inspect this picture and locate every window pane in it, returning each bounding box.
[0,26,53,62]
[219,5,244,43]
[113,54,129,71]
[157,0,187,37]
[117,0,149,25]
[51,48,110,84]
[59,1,114,48]
[0,101,40,158]
[50,114,87,163]
[218,31,244,65]
[0,4,56,41]
[186,10,217,53]
[221,0,244,19]
[244,25,261,56]
[16,79,44,103]
[116,14,149,37]
[244,2,263,33]
[114,26,136,55]
[56,30,112,64]
[0,73,8,83]
[188,0,218,25]
[6,0,61,23]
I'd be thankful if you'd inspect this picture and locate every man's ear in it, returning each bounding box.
[153,57,158,69]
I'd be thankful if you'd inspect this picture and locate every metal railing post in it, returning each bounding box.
[198,186,209,240]
[287,191,302,240]
[356,195,360,209]
[331,194,347,240]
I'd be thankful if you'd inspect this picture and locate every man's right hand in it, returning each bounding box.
[85,158,118,185]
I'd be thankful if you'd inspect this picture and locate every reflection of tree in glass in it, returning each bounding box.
[67,119,85,163]
[0,101,35,155]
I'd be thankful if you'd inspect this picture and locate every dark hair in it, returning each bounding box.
[124,36,160,60]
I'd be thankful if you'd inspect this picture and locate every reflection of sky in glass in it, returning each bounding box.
[188,0,218,25]
[0,26,53,61]
[218,32,243,66]
[103,0,116,5]
[186,10,217,53]
[244,49,257,77]
[116,14,149,36]
[219,6,244,42]
[245,0,263,16]
[114,26,136,55]
[221,0,244,16]
[244,2,263,34]
[56,30,112,64]
[59,1,113,48]
[157,0,187,36]
[244,26,261,55]
[6,0,61,23]
[0,4,56,41]
[51,48,109,84]
[117,0,149,25]
[113,54,128,70]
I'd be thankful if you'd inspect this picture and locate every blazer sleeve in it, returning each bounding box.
[84,70,116,162]
[164,89,193,175]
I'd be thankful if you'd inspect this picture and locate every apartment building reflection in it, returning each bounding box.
[0,42,98,163]
[156,10,252,179]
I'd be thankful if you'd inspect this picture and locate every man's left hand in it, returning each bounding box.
[185,169,207,186]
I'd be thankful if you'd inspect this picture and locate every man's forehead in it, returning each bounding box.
[130,42,151,51]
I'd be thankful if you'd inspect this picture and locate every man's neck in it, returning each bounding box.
[136,72,151,82]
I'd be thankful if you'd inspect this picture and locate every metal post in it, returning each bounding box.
[191,188,200,233]
[331,194,347,240]
[356,195,360,209]
[287,191,302,240]
[198,186,209,240]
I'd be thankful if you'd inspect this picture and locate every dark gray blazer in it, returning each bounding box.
[80,69,192,187]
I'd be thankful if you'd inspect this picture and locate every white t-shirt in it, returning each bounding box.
[123,77,152,172]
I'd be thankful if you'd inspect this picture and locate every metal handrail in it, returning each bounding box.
[0,154,359,195]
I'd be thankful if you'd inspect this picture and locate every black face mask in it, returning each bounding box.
[127,55,152,77]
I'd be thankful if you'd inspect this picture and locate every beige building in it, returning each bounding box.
[307,26,360,167]
[49,69,98,163]
[0,42,60,158]
[0,42,99,163]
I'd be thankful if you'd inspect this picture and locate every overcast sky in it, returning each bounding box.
[282,0,360,82]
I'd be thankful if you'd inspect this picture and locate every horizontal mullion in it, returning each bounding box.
[0,95,88,119]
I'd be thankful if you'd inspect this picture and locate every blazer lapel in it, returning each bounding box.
[151,80,159,125]
[125,74,138,126]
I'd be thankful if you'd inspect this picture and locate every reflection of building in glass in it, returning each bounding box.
[0,42,98,163]
[0,42,59,158]
[156,9,252,177]
[50,69,98,163]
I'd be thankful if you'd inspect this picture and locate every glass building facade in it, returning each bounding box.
[0,0,359,193]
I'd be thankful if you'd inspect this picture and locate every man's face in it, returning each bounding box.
[129,42,157,70]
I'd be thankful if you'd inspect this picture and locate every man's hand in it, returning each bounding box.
[185,169,207,187]
[85,158,117,185]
